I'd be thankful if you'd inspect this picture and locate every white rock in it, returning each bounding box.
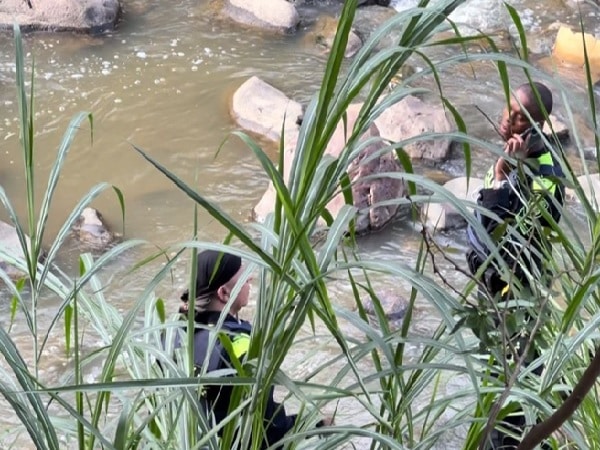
[422,177,485,231]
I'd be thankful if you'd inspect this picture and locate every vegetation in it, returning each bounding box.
[0,0,600,449]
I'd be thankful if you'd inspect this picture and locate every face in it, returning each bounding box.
[220,266,252,315]
[499,91,532,140]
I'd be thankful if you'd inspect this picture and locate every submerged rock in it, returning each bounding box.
[361,288,409,327]
[306,15,363,58]
[72,207,116,249]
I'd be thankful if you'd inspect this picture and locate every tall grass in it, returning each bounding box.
[1,0,600,449]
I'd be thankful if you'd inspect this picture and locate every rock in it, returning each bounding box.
[422,176,484,231]
[231,76,303,142]
[352,5,398,50]
[219,0,299,33]
[567,174,600,209]
[0,0,121,33]
[0,220,30,280]
[254,103,406,234]
[387,64,416,91]
[446,0,509,36]
[307,16,363,58]
[72,207,115,249]
[361,288,408,327]
[432,29,514,54]
[552,25,600,73]
[393,0,508,36]
[375,95,455,162]
[543,114,569,142]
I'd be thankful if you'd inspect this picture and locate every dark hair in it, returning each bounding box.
[516,81,553,122]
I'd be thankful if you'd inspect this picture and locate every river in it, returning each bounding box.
[0,0,597,448]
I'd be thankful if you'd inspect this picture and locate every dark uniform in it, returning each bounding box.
[190,311,297,450]
[465,132,564,449]
[467,133,564,298]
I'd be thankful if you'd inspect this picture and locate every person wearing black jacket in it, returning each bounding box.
[465,82,564,450]
[177,249,333,449]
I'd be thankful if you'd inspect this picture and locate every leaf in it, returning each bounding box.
[155,298,166,324]
[64,304,73,357]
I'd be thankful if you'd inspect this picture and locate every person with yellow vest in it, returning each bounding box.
[467,81,564,299]
[178,249,333,449]
[465,81,564,449]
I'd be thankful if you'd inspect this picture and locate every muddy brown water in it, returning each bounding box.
[0,0,598,447]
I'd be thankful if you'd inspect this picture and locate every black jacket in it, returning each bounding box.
[190,311,297,449]
[466,139,564,295]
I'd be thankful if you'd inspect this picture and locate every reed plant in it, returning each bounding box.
[1,0,600,449]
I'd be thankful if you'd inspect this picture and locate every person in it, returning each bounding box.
[176,249,333,449]
[465,81,565,449]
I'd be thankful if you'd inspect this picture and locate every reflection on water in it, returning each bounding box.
[0,0,598,446]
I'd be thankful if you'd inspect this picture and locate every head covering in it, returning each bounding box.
[180,250,242,301]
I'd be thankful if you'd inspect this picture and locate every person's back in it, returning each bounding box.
[177,249,332,450]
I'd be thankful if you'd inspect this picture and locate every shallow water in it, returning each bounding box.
[0,0,598,447]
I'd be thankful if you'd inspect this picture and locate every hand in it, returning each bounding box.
[178,302,189,314]
[316,415,335,439]
[504,132,530,158]
[495,132,531,182]
[317,416,335,427]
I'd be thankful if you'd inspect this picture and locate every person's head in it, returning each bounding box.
[180,249,251,316]
[499,81,553,140]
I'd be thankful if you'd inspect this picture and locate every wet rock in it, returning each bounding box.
[72,207,115,249]
[0,220,30,280]
[543,114,569,143]
[433,29,514,54]
[552,25,600,74]
[422,176,484,232]
[375,95,455,162]
[566,174,600,209]
[386,64,416,91]
[361,288,408,327]
[0,0,121,33]
[217,0,300,33]
[306,15,363,58]
[352,5,398,50]
[394,0,509,36]
[254,103,406,234]
[230,76,303,142]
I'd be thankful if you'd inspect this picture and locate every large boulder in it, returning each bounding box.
[0,0,120,33]
[254,103,405,234]
[422,176,484,231]
[0,220,30,280]
[217,0,299,33]
[552,25,600,74]
[231,76,303,142]
[375,95,455,162]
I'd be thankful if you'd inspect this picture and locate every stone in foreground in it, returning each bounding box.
[0,0,121,33]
